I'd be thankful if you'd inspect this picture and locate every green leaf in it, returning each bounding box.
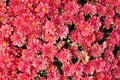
[37,70,47,78]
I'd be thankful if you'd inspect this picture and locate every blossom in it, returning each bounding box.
[69,30,82,44]
[10,32,26,47]
[89,43,104,57]
[35,2,49,17]
[63,1,79,16]
[45,21,57,34]
[57,48,72,63]
[0,24,13,37]
[94,72,112,80]
[116,3,120,14]
[27,39,42,53]
[103,17,113,29]
[104,49,115,62]
[77,23,94,36]
[44,32,57,44]
[88,16,101,31]
[96,3,106,16]
[56,25,69,39]
[42,43,56,58]
[82,3,96,15]
[0,0,119,79]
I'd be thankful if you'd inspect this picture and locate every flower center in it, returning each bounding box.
[3,58,8,63]
[42,7,46,12]
[2,41,7,46]
[84,27,89,31]
[32,22,36,26]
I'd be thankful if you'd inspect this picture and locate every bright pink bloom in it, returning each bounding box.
[45,21,57,34]
[56,25,69,39]
[77,23,94,36]
[69,30,82,44]
[0,24,13,37]
[27,39,42,53]
[82,4,96,15]
[63,1,79,16]
[83,33,96,47]
[94,72,112,80]
[10,32,26,47]
[88,16,101,31]
[96,3,106,16]
[116,3,120,14]
[103,17,113,29]
[95,31,103,41]
[89,43,104,57]
[104,49,115,62]
[58,48,72,63]
[35,2,49,17]
[42,43,56,58]
[44,32,58,44]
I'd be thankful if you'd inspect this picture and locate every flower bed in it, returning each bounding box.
[0,0,120,80]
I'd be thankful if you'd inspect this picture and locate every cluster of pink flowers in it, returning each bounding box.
[0,0,120,80]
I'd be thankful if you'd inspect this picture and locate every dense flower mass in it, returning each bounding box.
[0,0,120,80]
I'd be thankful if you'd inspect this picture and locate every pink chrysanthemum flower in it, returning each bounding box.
[0,37,9,53]
[95,31,103,41]
[27,39,42,53]
[69,30,82,44]
[42,43,56,58]
[35,2,49,17]
[96,3,106,16]
[103,17,113,29]
[11,32,26,47]
[77,23,94,36]
[104,49,115,62]
[0,1,6,13]
[0,24,13,37]
[89,43,104,57]
[63,1,79,16]
[56,25,69,39]
[44,32,58,44]
[82,3,96,15]
[57,48,72,63]
[116,3,120,14]
[45,21,57,34]
[83,33,96,47]
[88,16,101,31]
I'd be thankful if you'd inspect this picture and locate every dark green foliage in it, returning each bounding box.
[84,14,91,22]
[37,70,47,78]
[63,36,72,49]
[113,45,120,57]
[71,58,78,64]
[53,57,64,75]
[67,23,75,32]
[53,57,62,67]
[77,0,87,6]
[57,66,64,75]
[66,76,72,80]
[78,45,84,51]
[6,0,10,6]
[21,45,27,49]
[89,56,95,60]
